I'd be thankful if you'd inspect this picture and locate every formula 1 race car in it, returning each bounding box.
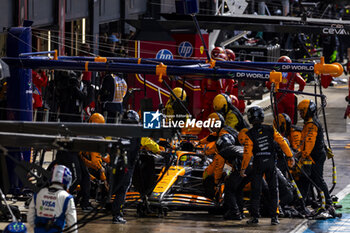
[127,140,225,217]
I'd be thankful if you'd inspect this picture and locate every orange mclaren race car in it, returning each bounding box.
[127,138,225,217]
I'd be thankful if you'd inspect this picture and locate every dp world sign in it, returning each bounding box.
[156,49,173,60]
[178,41,193,57]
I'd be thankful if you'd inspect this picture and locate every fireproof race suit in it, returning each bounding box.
[202,126,247,216]
[299,117,332,205]
[80,151,109,181]
[288,126,302,152]
[201,126,239,184]
[242,124,293,218]
[111,137,141,218]
[27,184,77,233]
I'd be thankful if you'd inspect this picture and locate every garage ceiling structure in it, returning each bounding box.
[127,13,350,35]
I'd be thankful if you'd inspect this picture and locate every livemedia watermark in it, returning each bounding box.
[143,110,221,129]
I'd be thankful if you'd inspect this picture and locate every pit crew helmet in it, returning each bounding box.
[211,47,225,59]
[247,106,264,124]
[298,99,316,120]
[225,49,236,61]
[122,110,140,124]
[171,87,187,101]
[88,113,105,124]
[51,165,72,190]
[273,113,291,135]
[213,53,228,61]
[213,93,232,113]
[277,55,292,63]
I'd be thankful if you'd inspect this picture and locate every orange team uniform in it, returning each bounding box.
[80,152,109,181]
[288,127,302,152]
[297,117,332,204]
[201,129,233,184]
[241,127,293,171]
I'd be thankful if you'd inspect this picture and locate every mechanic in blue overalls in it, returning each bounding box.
[27,165,77,233]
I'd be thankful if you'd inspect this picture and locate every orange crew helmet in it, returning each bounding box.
[277,55,292,63]
[213,93,231,113]
[297,99,317,120]
[89,113,105,124]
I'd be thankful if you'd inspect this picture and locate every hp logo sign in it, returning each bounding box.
[178,41,193,58]
[156,49,173,60]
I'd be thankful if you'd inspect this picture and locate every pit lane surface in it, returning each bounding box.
[77,210,305,233]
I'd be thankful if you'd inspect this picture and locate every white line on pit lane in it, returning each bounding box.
[290,184,350,233]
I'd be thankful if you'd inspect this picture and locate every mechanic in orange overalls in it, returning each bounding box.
[201,112,247,220]
[273,113,302,152]
[266,56,306,124]
[273,112,303,176]
[201,112,237,187]
[240,106,294,225]
[297,99,332,206]
[80,113,110,192]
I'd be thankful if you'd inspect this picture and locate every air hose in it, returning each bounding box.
[316,76,336,193]
[294,157,327,211]
[270,87,306,206]
[270,84,280,132]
